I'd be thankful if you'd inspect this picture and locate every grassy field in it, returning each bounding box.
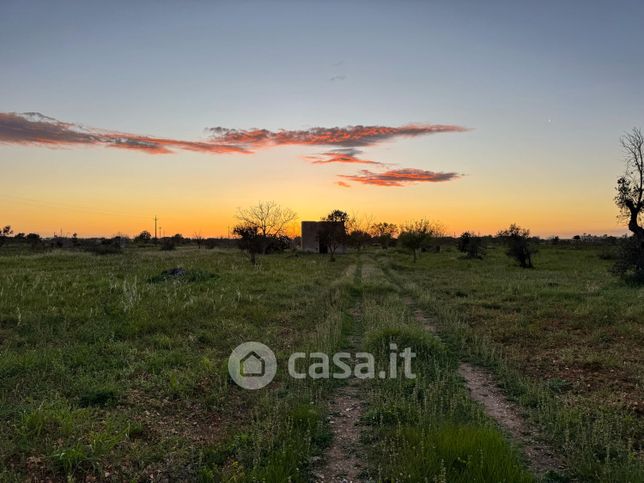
[376,245,644,481]
[0,245,642,481]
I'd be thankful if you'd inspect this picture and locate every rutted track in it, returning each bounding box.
[387,257,565,479]
[313,335,366,482]
[313,263,367,483]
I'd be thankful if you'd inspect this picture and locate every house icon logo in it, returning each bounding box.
[240,351,265,377]
[228,342,277,389]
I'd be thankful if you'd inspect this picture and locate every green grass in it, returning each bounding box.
[0,248,353,480]
[377,244,644,481]
[357,263,532,481]
[0,245,641,481]
[380,424,532,483]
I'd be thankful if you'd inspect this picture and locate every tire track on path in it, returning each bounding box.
[313,262,367,483]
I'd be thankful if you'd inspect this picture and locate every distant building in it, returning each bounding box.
[301,221,346,253]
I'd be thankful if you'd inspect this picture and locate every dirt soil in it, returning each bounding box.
[458,362,565,477]
[313,333,367,482]
[410,299,566,478]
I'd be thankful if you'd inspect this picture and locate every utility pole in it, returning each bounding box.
[154,216,158,240]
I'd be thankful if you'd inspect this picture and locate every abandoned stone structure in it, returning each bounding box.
[301,221,346,253]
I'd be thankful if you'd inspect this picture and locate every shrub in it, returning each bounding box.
[134,230,152,243]
[598,244,620,260]
[611,235,644,282]
[398,219,443,262]
[457,232,486,259]
[25,233,42,251]
[85,238,122,255]
[160,238,176,251]
[497,224,537,268]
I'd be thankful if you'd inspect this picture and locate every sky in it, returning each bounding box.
[1,0,644,238]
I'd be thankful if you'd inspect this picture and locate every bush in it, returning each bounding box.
[264,235,291,254]
[85,238,122,255]
[134,230,152,244]
[611,236,644,282]
[497,224,537,268]
[160,238,176,251]
[598,244,620,260]
[398,219,443,262]
[457,232,486,259]
[25,233,43,251]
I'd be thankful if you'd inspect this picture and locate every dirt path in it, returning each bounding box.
[457,363,564,477]
[313,258,371,483]
[312,260,368,482]
[408,298,565,478]
[316,260,563,480]
[313,335,366,482]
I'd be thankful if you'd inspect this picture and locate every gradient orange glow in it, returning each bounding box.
[0,117,627,240]
[0,2,635,241]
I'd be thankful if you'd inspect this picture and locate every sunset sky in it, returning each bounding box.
[2,0,644,238]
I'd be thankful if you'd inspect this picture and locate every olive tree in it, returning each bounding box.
[319,209,348,261]
[614,128,644,278]
[457,231,486,259]
[232,224,263,264]
[497,224,536,268]
[370,222,398,249]
[398,219,443,262]
[0,225,13,248]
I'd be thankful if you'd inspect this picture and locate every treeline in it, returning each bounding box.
[0,204,639,282]
[0,226,238,255]
[225,202,632,272]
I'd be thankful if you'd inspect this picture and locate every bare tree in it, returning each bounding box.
[234,201,296,262]
[236,201,297,252]
[193,232,204,249]
[345,212,373,251]
[615,128,644,276]
[370,222,398,249]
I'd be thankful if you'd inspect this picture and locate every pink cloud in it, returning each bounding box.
[209,123,468,148]
[0,112,249,155]
[339,168,461,187]
[305,148,384,165]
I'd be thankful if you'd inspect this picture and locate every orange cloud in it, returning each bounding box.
[209,123,467,148]
[339,168,461,187]
[0,112,249,155]
[1,113,470,192]
[305,148,384,165]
